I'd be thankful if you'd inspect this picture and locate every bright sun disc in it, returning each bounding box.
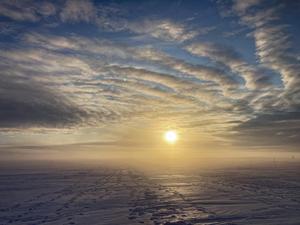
[164,130,177,143]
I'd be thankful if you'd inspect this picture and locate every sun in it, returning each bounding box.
[164,130,178,144]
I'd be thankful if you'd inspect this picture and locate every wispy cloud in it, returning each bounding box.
[215,0,300,147]
[60,0,96,23]
[126,19,199,42]
[186,42,275,89]
[0,32,236,131]
[0,0,299,150]
[0,0,56,22]
[230,0,300,94]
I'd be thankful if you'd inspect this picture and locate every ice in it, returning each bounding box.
[0,163,299,225]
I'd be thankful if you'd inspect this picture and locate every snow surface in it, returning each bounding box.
[0,162,299,225]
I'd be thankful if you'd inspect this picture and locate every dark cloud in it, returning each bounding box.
[233,111,300,148]
[0,75,86,128]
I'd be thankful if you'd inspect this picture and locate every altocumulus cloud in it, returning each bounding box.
[0,0,299,149]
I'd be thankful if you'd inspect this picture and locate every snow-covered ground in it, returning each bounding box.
[0,162,299,225]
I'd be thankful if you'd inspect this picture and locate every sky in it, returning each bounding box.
[0,0,300,160]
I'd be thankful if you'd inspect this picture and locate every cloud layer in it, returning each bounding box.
[0,0,299,149]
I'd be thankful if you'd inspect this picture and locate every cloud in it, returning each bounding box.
[212,0,300,148]
[130,47,240,89]
[0,21,21,35]
[126,19,198,42]
[0,31,240,133]
[227,0,300,111]
[233,111,300,148]
[106,65,192,89]
[0,0,206,43]
[0,0,56,22]
[232,0,262,14]
[186,42,275,89]
[0,75,87,128]
[253,25,299,90]
[0,0,299,150]
[0,37,197,127]
[23,32,239,91]
[60,0,96,23]
[59,2,199,42]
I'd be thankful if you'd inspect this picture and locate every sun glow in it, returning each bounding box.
[164,130,178,144]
